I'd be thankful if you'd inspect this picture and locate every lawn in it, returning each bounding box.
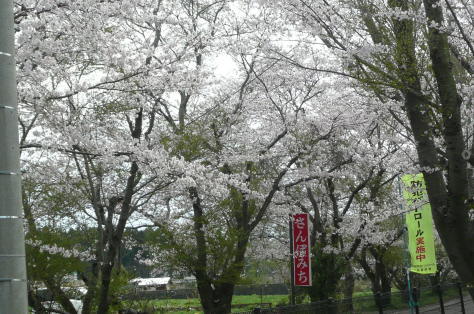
[125,294,288,313]
[124,285,463,313]
[350,285,462,313]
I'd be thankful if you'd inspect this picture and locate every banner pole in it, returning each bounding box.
[406,248,415,314]
[399,176,415,314]
[289,214,296,305]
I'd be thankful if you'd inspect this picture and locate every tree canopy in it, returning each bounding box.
[13,0,474,313]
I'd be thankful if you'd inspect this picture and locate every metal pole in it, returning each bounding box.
[0,0,28,312]
[376,292,383,314]
[403,215,415,314]
[412,287,420,314]
[289,215,296,305]
[437,284,445,314]
[399,176,415,314]
[406,269,415,314]
[457,282,466,314]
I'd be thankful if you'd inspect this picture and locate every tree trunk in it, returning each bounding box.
[195,234,249,314]
[27,286,48,314]
[391,0,474,299]
[190,182,253,314]
[421,0,474,298]
[197,281,235,314]
[358,247,392,308]
[307,247,345,303]
[97,263,113,314]
[43,278,78,314]
[342,265,355,313]
[375,260,392,308]
[79,261,98,314]
[97,161,139,313]
[96,216,133,313]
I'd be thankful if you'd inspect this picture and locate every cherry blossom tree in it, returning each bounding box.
[276,0,474,296]
[14,0,214,312]
[15,1,474,313]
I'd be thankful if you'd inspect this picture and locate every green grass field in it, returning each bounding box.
[124,285,463,313]
[126,294,289,313]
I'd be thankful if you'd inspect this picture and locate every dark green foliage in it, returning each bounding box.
[306,245,347,302]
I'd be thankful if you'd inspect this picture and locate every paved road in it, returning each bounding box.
[383,296,473,314]
[419,296,473,313]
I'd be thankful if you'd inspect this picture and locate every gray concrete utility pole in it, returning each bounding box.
[0,0,29,312]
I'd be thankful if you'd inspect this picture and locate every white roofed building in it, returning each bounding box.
[129,277,171,291]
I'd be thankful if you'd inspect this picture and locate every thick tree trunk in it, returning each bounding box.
[97,161,139,313]
[342,265,355,313]
[375,261,392,308]
[97,213,134,313]
[190,187,216,313]
[390,0,474,299]
[359,247,392,309]
[195,246,249,314]
[97,263,114,314]
[43,278,78,314]
[197,281,235,314]
[27,286,48,314]
[190,180,253,314]
[421,0,474,298]
[79,261,98,314]
[307,248,345,303]
[195,233,249,314]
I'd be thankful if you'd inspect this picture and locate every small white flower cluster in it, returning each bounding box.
[26,239,94,261]
[348,44,388,59]
[417,165,441,174]
[138,258,156,266]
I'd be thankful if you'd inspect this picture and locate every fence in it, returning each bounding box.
[234,282,472,314]
[36,281,472,313]
[122,283,289,301]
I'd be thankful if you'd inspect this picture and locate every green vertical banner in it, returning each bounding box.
[402,174,437,274]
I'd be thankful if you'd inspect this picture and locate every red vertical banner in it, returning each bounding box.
[292,213,312,286]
